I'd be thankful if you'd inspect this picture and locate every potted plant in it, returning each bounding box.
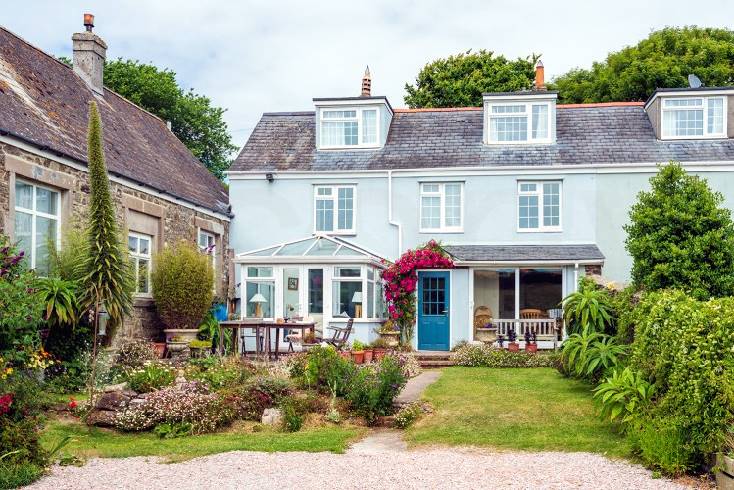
[363,342,374,363]
[524,331,538,354]
[152,342,166,358]
[189,339,212,358]
[375,321,400,348]
[372,337,389,360]
[496,334,505,348]
[717,430,734,489]
[352,340,366,364]
[507,330,519,352]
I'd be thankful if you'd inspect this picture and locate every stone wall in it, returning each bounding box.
[0,141,231,343]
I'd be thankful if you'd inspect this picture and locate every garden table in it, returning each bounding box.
[218,320,316,360]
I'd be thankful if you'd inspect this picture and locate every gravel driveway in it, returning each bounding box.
[30,431,685,490]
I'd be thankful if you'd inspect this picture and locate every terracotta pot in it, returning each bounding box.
[525,343,538,354]
[352,350,365,364]
[153,342,166,358]
[508,342,520,352]
[339,351,352,360]
[373,348,387,361]
[363,349,374,363]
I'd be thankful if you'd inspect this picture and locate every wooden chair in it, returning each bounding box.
[519,308,544,319]
[315,318,354,351]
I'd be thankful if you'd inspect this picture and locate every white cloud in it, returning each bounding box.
[3,0,734,149]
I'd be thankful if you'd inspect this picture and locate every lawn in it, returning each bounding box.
[406,367,631,458]
[42,418,362,463]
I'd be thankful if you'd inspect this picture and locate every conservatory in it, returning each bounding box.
[233,235,388,349]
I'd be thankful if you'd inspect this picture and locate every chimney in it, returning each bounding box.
[534,60,546,91]
[72,13,107,95]
[361,66,371,97]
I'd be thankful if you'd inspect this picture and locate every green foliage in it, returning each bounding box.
[103,59,236,179]
[404,50,538,108]
[125,363,176,393]
[451,343,561,368]
[151,240,214,329]
[561,327,625,380]
[351,340,366,351]
[78,101,134,334]
[220,376,291,421]
[627,290,734,468]
[48,225,87,283]
[551,27,734,103]
[153,422,192,439]
[185,357,254,390]
[35,277,79,329]
[0,373,50,471]
[0,235,43,366]
[198,309,231,353]
[301,345,356,396]
[562,280,614,334]
[593,367,655,426]
[625,162,734,299]
[629,416,694,475]
[280,397,306,433]
[0,462,44,489]
[394,402,424,429]
[346,356,407,425]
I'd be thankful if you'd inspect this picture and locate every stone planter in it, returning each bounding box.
[163,329,199,342]
[378,331,400,348]
[166,341,190,360]
[717,453,734,490]
[475,327,497,343]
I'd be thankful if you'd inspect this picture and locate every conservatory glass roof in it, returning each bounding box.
[235,235,388,265]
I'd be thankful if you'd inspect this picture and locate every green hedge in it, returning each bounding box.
[451,343,561,368]
[627,290,734,471]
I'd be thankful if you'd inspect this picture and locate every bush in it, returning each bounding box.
[451,343,561,368]
[560,327,625,381]
[627,290,734,469]
[115,381,232,434]
[125,363,175,393]
[390,351,422,378]
[185,357,254,390]
[115,338,158,369]
[220,376,292,421]
[0,373,50,469]
[630,416,695,475]
[280,397,306,432]
[151,241,214,329]
[153,421,193,439]
[394,402,424,429]
[625,162,734,299]
[301,345,355,396]
[347,355,407,425]
[593,367,655,426]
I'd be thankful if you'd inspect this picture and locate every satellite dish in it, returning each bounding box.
[688,74,703,88]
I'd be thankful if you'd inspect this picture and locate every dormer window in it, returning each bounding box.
[483,92,556,145]
[318,107,380,149]
[661,97,726,139]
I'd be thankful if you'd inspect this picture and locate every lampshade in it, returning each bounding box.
[352,291,362,303]
[249,293,268,303]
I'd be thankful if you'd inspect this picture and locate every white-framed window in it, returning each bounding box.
[128,232,152,295]
[518,181,562,232]
[487,102,552,144]
[244,266,275,318]
[198,229,217,291]
[332,267,363,318]
[419,182,464,232]
[314,185,356,234]
[14,179,61,276]
[319,108,379,148]
[661,97,726,139]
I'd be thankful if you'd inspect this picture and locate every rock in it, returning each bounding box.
[104,382,128,393]
[261,408,282,426]
[95,391,132,411]
[86,409,118,427]
[128,398,147,409]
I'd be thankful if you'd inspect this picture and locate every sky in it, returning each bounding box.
[2,0,734,151]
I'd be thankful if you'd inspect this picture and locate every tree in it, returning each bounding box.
[624,162,734,299]
[60,58,236,179]
[550,27,734,103]
[404,50,538,108]
[79,101,133,333]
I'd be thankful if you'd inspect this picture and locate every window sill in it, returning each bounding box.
[133,296,154,307]
[516,228,562,233]
[314,230,357,237]
[317,145,382,151]
[419,229,464,234]
[660,134,727,141]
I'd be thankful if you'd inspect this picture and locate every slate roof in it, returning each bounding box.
[0,27,229,216]
[232,102,734,172]
[443,244,605,263]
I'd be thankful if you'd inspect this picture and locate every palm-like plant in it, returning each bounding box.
[562,286,614,335]
[35,277,79,329]
[561,326,626,379]
[561,326,601,376]
[593,367,655,426]
[583,336,627,376]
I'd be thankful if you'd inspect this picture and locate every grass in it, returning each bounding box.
[42,418,363,463]
[406,367,631,458]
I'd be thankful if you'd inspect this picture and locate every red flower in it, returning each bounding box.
[0,393,13,416]
[68,397,78,410]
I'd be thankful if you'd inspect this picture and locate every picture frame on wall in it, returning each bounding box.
[287,277,299,290]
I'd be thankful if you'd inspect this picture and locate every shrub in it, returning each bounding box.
[280,397,306,432]
[625,162,734,299]
[302,345,355,395]
[630,416,695,475]
[125,363,175,393]
[151,240,214,329]
[562,279,615,335]
[394,402,424,429]
[153,421,193,439]
[0,373,50,469]
[220,376,291,421]
[627,290,734,468]
[185,357,254,390]
[0,462,44,489]
[115,381,232,434]
[593,367,655,426]
[347,355,407,425]
[389,351,422,378]
[115,338,158,368]
[560,327,625,381]
[451,343,561,368]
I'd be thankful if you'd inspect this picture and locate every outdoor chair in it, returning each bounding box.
[315,317,354,350]
[519,308,544,319]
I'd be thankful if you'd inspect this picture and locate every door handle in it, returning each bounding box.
[442,309,449,314]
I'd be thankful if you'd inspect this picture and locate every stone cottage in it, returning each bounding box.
[0,17,232,340]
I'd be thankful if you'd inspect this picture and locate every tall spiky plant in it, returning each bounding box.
[80,101,133,401]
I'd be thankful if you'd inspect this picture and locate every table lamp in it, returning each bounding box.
[352,291,363,318]
[249,293,268,318]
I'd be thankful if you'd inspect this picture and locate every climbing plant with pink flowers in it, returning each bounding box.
[381,240,454,345]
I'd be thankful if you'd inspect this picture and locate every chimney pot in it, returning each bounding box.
[72,13,107,95]
[361,66,371,97]
[534,60,546,91]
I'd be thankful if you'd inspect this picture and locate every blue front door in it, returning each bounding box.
[418,271,450,351]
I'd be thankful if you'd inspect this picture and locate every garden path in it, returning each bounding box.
[394,369,442,407]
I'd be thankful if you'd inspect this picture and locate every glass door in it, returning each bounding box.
[307,268,324,335]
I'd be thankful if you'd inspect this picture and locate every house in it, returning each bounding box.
[0,17,232,341]
[230,65,734,352]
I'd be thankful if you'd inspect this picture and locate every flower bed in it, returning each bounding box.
[451,343,561,368]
